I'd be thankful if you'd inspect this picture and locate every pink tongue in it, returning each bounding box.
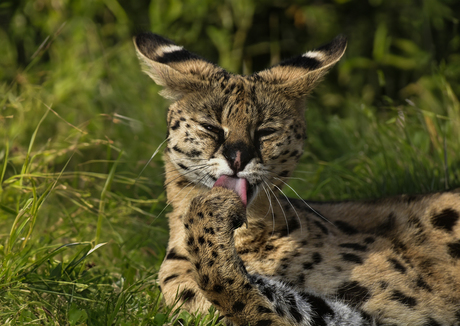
[213,175,248,207]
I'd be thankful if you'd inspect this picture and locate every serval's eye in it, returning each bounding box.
[201,123,222,135]
[255,128,277,140]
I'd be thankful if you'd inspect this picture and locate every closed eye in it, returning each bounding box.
[200,123,224,141]
[255,128,277,139]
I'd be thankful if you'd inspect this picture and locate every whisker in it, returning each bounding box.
[153,179,194,222]
[270,181,303,235]
[154,171,209,223]
[273,177,334,226]
[163,165,208,187]
[135,138,167,184]
[261,184,276,235]
[263,178,289,235]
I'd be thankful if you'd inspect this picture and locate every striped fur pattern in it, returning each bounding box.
[134,32,460,325]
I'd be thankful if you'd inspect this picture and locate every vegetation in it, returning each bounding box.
[0,0,459,324]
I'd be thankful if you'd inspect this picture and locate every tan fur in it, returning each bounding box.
[134,33,460,325]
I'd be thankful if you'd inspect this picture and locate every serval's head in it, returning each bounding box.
[134,33,346,208]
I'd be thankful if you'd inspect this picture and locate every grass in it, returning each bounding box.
[1,1,459,325]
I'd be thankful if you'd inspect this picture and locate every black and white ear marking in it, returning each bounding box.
[135,32,200,65]
[256,35,347,98]
[134,32,224,99]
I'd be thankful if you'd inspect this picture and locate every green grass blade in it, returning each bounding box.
[0,140,8,191]
[95,151,123,245]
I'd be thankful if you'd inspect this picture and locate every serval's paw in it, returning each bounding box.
[186,187,247,238]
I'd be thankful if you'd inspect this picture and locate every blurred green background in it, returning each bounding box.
[0,0,459,324]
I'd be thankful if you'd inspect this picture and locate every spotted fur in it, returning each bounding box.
[134,32,460,325]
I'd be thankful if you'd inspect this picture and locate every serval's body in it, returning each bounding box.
[134,32,460,325]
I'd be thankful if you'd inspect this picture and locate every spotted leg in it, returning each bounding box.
[184,187,374,326]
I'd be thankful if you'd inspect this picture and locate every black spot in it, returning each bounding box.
[285,293,296,307]
[230,212,245,230]
[204,227,215,234]
[288,218,300,233]
[289,150,299,157]
[194,262,201,270]
[165,249,188,261]
[388,258,406,273]
[181,289,196,302]
[415,276,432,292]
[287,301,302,322]
[276,228,289,238]
[172,145,184,154]
[175,179,189,188]
[207,260,215,267]
[187,235,195,246]
[275,305,285,317]
[314,220,329,235]
[431,208,459,232]
[374,212,396,235]
[260,285,274,301]
[364,237,375,244]
[177,163,188,170]
[207,240,214,247]
[297,273,305,284]
[303,293,335,326]
[212,250,218,258]
[232,301,246,313]
[265,244,274,251]
[171,120,180,130]
[225,277,235,285]
[256,320,272,326]
[312,252,322,264]
[189,149,202,157]
[257,305,272,314]
[163,274,179,284]
[180,117,186,121]
[392,240,407,252]
[198,236,205,245]
[335,221,359,235]
[361,312,374,324]
[456,311,460,324]
[279,170,289,178]
[281,150,290,156]
[341,253,363,264]
[303,262,314,270]
[390,290,417,307]
[197,211,204,219]
[447,240,460,259]
[423,318,442,326]
[201,274,209,287]
[211,299,221,307]
[379,281,389,290]
[337,281,371,306]
[213,284,224,293]
[339,243,367,251]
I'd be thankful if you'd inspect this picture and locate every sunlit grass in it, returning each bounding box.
[1,0,459,324]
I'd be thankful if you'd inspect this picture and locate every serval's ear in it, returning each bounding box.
[256,35,347,99]
[134,32,224,99]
